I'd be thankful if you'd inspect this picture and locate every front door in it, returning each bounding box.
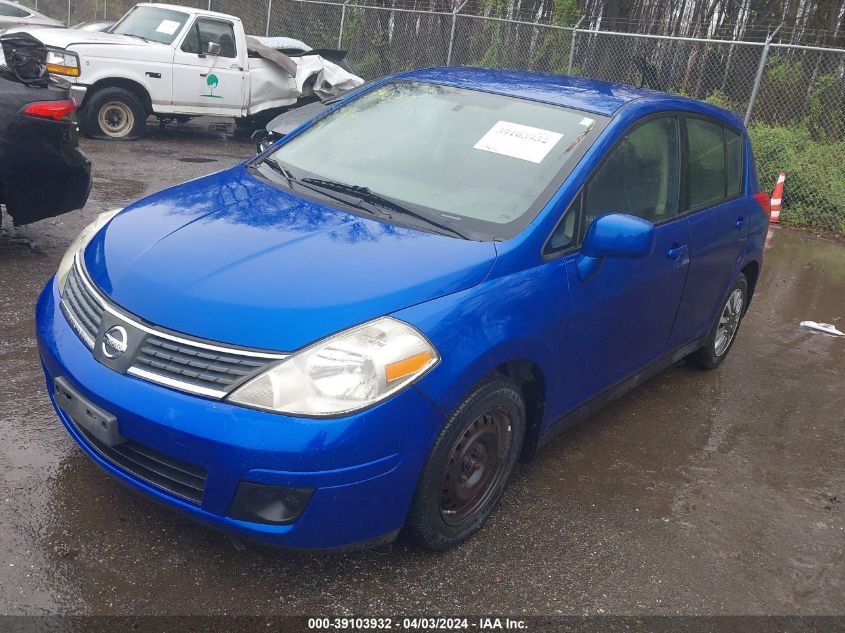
[172,17,247,115]
[556,116,691,413]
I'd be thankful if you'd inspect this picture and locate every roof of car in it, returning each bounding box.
[402,67,702,118]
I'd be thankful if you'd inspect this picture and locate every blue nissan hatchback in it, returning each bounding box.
[36,68,768,550]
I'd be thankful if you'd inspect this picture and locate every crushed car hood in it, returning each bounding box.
[83,166,497,351]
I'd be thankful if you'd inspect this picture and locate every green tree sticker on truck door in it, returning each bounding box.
[201,74,222,98]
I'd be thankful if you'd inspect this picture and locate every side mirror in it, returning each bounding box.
[577,213,656,280]
[206,41,221,56]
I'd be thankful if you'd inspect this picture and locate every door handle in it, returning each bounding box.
[667,243,687,260]
[735,217,747,229]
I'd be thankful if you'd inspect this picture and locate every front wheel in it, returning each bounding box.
[686,273,748,369]
[80,87,147,140]
[406,375,525,550]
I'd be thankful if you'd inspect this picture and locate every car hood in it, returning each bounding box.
[17,27,149,48]
[83,166,497,351]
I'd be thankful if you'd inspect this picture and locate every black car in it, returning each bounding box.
[0,33,91,227]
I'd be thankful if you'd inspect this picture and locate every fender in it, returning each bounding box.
[395,258,568,430]
[68,45,169,111]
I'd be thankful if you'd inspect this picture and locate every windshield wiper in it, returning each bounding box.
[300,178,469,239]
[257,160,383,214]
[120,33,152,42]
[260,157,298,189]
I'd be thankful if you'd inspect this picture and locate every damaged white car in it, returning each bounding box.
[15,3,364,139]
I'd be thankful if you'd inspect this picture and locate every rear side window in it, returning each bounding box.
[685,118,744,209]
[584,117,679,230]
[725,128,743,197]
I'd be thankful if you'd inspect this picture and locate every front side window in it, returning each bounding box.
[546,194,580,253]
[111,6,189,45]
[259,81,607,241]
[182,18,237,58]
[584,117,680,231]
[0,2,30,17]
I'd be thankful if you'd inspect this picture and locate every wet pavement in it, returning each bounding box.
[0,120,843,616]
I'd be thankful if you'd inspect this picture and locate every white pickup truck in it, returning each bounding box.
[18,3,363,139]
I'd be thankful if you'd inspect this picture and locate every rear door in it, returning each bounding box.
[555,115,691,413]
[171,16,247,115]
[670,117,749,347]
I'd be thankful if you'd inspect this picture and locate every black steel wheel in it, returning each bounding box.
[406,375,525,550]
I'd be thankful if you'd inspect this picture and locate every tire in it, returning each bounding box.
[406,375,525,550]
[80,87,147,140]
[686,273,748,370]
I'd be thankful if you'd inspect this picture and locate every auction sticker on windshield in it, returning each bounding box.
[473,120,564,164]
[156,19,181,35]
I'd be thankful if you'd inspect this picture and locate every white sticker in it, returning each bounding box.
[473,121,564,164]
[155,19,181,35]
[579,117,595,127]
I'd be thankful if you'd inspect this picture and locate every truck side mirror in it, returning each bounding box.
[206,41,221,56]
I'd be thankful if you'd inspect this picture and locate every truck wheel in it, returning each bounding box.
[81,88,147,140]
[405,375,525,550]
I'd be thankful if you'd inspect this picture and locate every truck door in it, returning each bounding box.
[172,17,247,115]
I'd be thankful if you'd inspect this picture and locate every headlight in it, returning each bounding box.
[46,49,80,77]
[228,317,439,416]
[56,209,122,294]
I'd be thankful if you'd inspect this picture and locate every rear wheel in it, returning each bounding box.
[406,375,525,550]
[81,87,147,140]
[687,273,748,369]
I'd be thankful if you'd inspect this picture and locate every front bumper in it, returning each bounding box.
[36,279,445,549]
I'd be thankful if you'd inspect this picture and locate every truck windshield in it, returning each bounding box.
[261,81,606,241]
[112,6,189,45]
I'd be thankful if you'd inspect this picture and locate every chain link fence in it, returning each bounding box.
[16,0,845,234]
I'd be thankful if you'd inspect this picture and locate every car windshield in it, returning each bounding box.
[111,6,189,44]
[260,80,606,240]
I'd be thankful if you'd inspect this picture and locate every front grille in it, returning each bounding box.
[71,417,207,504]
[134,336,273,394]
[60,264,104,348]
[59,258,285,398]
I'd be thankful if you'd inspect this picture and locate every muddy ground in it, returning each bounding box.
[0,120,843,617]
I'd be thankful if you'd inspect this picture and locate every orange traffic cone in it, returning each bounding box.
[770,172,785,223]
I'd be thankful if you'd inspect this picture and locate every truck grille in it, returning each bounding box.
[71,416,207,505]
[59,257,284,399]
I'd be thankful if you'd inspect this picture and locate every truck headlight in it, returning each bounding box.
[56,209,122,294]
[228,317,439,416]
[46,49,80,77]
